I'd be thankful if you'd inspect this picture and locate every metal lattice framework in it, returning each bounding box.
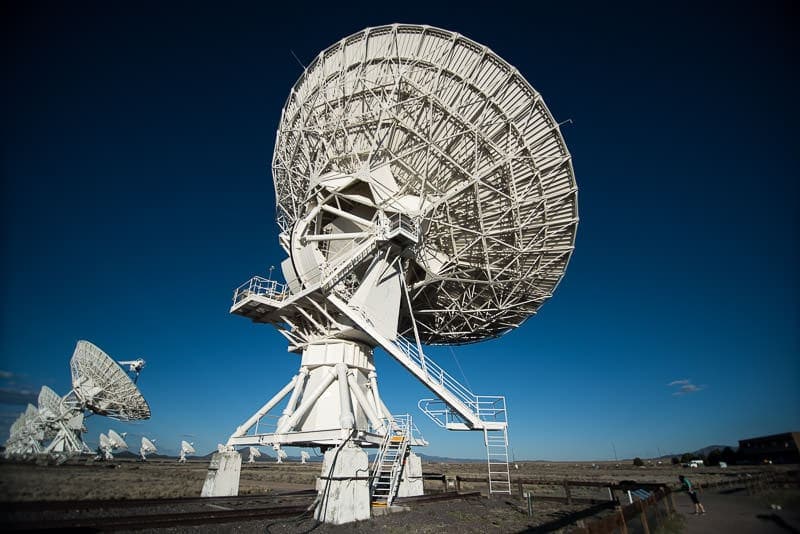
[70,340,151,421]
[273,24,578,344]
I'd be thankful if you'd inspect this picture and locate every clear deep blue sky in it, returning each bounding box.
[2,1,797,460]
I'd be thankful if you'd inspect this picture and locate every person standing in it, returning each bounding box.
[679,475,706,514]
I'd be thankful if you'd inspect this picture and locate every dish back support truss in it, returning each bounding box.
[273,24,578,346]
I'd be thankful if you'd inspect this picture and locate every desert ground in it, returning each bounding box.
[0,457,795,533]
[0,457,774,501]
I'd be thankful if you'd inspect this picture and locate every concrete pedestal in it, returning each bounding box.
[315,444,370,524]
[396,451,424,497]
[201,451,242,497]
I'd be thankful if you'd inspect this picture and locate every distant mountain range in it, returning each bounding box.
[655,445,736,460]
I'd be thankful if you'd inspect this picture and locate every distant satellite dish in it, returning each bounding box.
[3,405,45,458]
[108,429,128,450]
[140,436,157,460]
[97,432,114,460]
[179,440,195,463]
[300,450,310,464]
[275,448,287,464]
[11,341,152,461]
[70,341,151,421]
[96,430,127,460]
[33,387,61,443]
[247,446,261,464]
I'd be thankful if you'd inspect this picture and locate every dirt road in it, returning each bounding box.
[676,487,800,534]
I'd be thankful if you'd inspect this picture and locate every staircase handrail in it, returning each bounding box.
[392,335,479,413]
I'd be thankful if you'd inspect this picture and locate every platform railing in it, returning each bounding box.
[393,335,479,411]
[417,394,507,428]
[232,276,289,305]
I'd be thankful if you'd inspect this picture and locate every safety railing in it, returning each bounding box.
[232,276,289,305]
[418,394,507,429]
[384,212,419,243]
[393,335,479,411]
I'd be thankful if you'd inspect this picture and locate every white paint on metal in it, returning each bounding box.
[140,436,157,460]
[214,22,579,516]
[201,450,243,497]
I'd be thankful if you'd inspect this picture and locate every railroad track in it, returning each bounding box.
[3,504,313,531]
[0,489,317,512]
[1,491,477,531]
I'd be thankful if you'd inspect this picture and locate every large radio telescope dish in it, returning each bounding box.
[273,24,578,344]
[70,340,151,421]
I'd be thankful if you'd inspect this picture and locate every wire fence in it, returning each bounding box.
[440,471,799,534]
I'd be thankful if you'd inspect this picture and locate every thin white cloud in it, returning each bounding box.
[668,379,690,386]
[668,379,706,396]
[0,370,13,379]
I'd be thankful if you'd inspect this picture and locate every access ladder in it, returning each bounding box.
[485,427,511,494]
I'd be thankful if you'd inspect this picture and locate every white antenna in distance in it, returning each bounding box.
[247,446,261,464]
[140,436,157,461]
[179,440,195,463]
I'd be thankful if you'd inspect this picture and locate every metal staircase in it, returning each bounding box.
[328,294,505,431]
[320,236,380,292]
[370,415,411,507]
[328,294,511,495]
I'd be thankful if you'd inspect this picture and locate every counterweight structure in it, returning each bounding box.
[204,24,578,523]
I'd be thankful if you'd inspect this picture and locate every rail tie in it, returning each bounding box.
[4,505,311,531]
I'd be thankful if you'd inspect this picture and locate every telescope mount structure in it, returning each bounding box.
[203,24,578,524]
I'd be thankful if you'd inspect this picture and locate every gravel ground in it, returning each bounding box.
[0,458,791,533]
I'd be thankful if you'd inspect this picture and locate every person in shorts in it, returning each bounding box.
[679,475,706,514]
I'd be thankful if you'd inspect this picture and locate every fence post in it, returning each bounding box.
[455,476,461,493]
[517,480,525,498]
[616,505,628,534]
[527,491,533,517]
[652,495,663,524]
[564,480,572,505]
[667,488,676,514]
[639,500,651,534]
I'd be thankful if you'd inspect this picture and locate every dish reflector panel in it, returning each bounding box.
[141,436,157,453]
[38,386,62,417]
[273,24,578,344]
[181,440,196,454]
[70,340,151,421]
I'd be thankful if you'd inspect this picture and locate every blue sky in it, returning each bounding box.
[2,1,797,460]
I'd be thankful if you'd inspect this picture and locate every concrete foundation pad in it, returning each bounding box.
[201,451,242,497]
[315,444,370,524]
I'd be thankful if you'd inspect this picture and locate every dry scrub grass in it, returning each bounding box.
[0,457,783,502]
